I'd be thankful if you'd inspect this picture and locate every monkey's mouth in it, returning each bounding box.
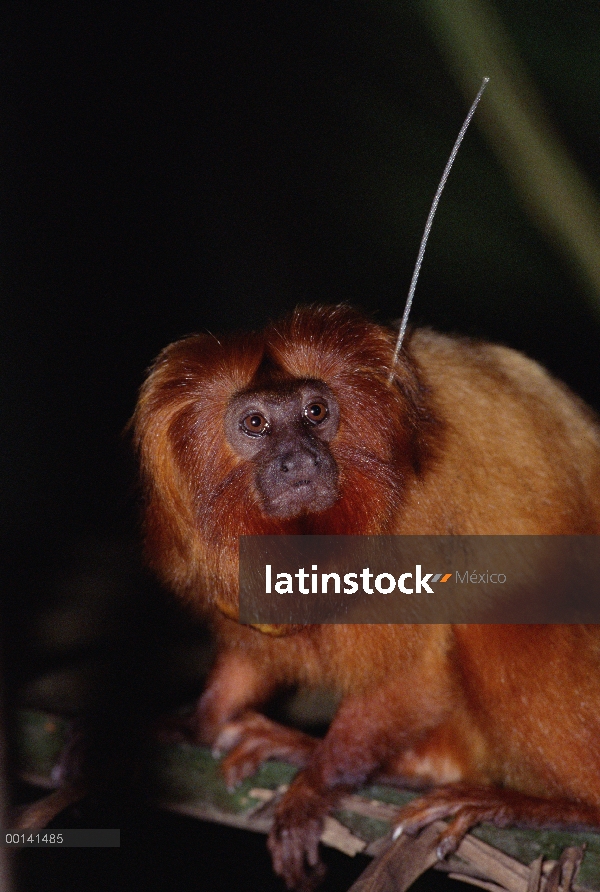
[262,479,339,518]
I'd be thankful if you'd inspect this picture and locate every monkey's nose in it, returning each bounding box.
[279,449,318,475]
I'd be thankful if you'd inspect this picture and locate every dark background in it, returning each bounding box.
[2,2,600,890]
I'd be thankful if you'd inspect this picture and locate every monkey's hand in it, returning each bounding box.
[393,783,600,860]
[214,712,318,789]
[267,773,332,891]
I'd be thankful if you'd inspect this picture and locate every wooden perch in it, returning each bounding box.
[12,710,600,892]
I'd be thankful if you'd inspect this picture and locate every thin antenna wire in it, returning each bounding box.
[388,77,489,383]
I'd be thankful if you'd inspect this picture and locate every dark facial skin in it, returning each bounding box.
[225,381,340,518]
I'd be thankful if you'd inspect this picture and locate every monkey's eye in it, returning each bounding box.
[241,413,270,436]
[304,402,328,425]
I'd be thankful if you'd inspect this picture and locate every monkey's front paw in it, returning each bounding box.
[267,782,330,891]
[214,713,318,789]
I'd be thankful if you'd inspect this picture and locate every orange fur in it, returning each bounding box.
[133,305,600,889]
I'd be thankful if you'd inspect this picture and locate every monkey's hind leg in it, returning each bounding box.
[393,783,600,859]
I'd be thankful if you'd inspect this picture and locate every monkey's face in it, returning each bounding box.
[225,381,340,518]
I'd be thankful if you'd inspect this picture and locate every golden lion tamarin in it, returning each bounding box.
[133,305,600,889]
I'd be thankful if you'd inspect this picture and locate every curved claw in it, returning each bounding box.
[436,805,491,857]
